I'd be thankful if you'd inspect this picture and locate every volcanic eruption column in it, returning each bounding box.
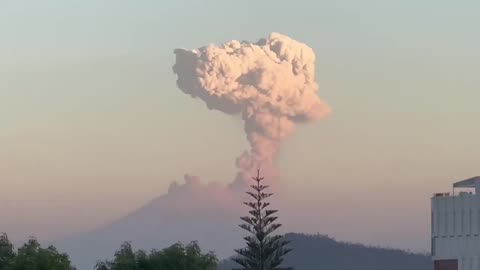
[173,33,330,189]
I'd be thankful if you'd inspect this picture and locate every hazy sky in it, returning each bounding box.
[2,0,480,251]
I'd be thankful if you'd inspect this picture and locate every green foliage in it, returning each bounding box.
[95,241,218,270]
[0,233,75,270]
[233,170,293,270]
[0,233,15,270]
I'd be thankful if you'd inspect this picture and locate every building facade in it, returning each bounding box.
[432,177,480,270]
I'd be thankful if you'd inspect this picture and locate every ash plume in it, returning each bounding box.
[173,33,330,188]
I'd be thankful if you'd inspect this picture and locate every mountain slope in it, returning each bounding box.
[57,182,244,270]
[219,233,432,270]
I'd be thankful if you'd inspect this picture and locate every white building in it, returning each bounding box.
[432,176,480,270]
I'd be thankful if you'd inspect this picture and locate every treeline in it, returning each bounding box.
[94,241,217,270]
[1,232,432,270]
[0,233,217,270]
[0,233,75,270]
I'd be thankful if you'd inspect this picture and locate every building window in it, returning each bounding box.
[432,211,435,235]
[469,209,473,235]
[477,210,480,233]
[445,212,449,235]
[453,211,456,236]
[438,210,442,236]
[434,259,458,270]
[431,238,435,256]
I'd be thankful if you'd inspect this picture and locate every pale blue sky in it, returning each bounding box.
[1,0,480,251]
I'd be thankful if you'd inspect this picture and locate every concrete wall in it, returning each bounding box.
[432,193,480,270]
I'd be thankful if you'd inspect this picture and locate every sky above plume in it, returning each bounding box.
[2,0,480,252]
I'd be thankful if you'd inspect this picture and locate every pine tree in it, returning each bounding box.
[233,170,293,270]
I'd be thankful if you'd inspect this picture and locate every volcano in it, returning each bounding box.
[58,179,244,270]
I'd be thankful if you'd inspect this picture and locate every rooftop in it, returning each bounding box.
[432,176,480,198]
[453,176,480,188]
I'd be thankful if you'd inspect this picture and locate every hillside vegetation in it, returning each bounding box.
[219,233,432,270]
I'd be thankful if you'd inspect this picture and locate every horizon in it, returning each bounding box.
[2,0,480,262]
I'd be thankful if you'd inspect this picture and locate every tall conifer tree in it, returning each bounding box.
[233,170,293,270]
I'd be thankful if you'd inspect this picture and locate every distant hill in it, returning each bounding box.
[219,233,432,270]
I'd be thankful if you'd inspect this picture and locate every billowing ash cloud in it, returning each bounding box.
[173,33,330,188]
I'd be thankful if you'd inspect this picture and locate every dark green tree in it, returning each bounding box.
[233,170,293,270]
[8,236,75,270]
[95,242,138,270]
[0,233,15,270]
[95,241,217,270]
